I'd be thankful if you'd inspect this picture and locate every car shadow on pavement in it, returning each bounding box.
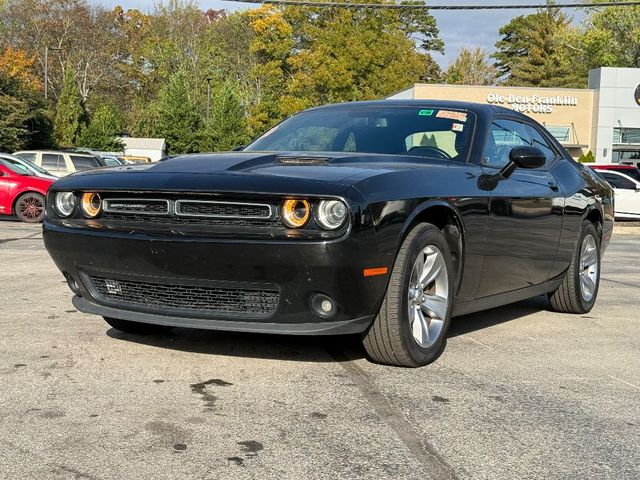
[106,296,551,362]
[448,295,550,337]
[106,327,367,363]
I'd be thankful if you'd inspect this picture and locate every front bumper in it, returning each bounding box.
[43,221,393,335]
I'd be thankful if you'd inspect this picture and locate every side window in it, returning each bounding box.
[525,125,557,164]
[70,155,100,170]
[42,154,61,169]
[15,152,36,162]
[602,172,637,190]
[483,119,531,168]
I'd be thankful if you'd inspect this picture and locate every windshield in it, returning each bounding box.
[246,105,475,161]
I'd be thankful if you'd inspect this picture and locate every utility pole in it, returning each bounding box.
[44,46,62,101]
[206,77,212,122]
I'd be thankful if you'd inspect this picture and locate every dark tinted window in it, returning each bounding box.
[70,155,100,170]
[601,172,637,190]
[42,154,63,169]
[483,119,531,168]
[597,167,640,183]
[525,125,557,163]
[246,106,475,160]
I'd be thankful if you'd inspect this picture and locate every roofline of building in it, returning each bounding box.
[404,83,594,94]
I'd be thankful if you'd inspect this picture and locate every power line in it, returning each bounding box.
[222,0,640,10]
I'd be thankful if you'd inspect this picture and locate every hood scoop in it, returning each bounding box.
[277,156,330,166]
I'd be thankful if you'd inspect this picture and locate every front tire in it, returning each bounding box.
[363,223,454,367]
[549,221,601,314]
[103,317,173,335]
[15,192,45,223]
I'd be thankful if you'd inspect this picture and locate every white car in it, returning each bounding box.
[13,150,102,177]
[595,169,640,219]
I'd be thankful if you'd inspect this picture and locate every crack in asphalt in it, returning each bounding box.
[601,277,640,289]
[0,232,42,244]
[326,347,459,480]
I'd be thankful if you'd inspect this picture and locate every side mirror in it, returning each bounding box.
[509,146,546,170]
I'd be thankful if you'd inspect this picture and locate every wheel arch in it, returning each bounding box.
[585,206,603,239]
[401,200,466,295]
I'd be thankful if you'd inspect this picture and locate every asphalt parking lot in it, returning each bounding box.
[1,220,639,480]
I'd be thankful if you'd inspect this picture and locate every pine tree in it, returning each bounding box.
[155,70,201,155]
[199,81,249,152]
[78,104,124,151]
[53,68,86,147]
[493,7,573,87]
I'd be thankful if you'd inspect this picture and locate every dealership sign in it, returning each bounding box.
[486,93,578,114]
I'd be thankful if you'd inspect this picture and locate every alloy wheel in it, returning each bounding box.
[579,234,598,302]
[407,245,449,348]
[17,195,44,222]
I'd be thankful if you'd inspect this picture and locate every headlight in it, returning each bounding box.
[54,192,76,217]
[316,200,347,230]
[80,192,102,218]
[281,199,310,228]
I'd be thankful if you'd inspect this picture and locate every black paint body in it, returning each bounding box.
[43,101,614,334]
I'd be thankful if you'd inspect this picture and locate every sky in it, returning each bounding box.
[90,0,587,68]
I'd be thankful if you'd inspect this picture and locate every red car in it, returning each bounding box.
[0,157,55,222]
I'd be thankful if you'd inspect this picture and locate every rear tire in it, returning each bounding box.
[15,192,45,223]
[549,221,601,314]
[362,223,454,367]
[103,316,173,335]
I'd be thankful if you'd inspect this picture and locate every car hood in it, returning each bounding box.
[49,152,451,196]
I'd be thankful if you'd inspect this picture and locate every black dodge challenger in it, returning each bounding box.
[43,100,614,367]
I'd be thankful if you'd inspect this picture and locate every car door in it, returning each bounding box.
[477,117,564,297]
[600,171,640,217]
[40,153,67,177]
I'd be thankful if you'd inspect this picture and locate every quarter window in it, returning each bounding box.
[483,119,532,168]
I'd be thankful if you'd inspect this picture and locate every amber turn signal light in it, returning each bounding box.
[364,267,388,277]
[281,199,310,228]
[80,192,102,218]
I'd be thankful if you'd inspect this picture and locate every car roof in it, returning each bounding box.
[14,149,96,156]
[591,164,638,169]
[308,99,526,119]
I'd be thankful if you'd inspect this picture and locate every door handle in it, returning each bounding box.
[548,181,559,191]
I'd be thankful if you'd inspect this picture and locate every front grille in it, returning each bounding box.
[103,198,169,215]
[101,212,281,227]
[175,200,272,219]
[89,275,279,318]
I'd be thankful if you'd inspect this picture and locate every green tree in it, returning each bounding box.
[553,2,640,87]
[78,104,125,150]
[155,70,200,154]
[444,47,498,86]
[53,67,86,147]
[199,81,249,152]
[0,48,52,150]
[493,6,575,87]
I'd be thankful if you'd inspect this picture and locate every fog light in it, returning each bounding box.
[310,293,337,319]
[65,273,81,295]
